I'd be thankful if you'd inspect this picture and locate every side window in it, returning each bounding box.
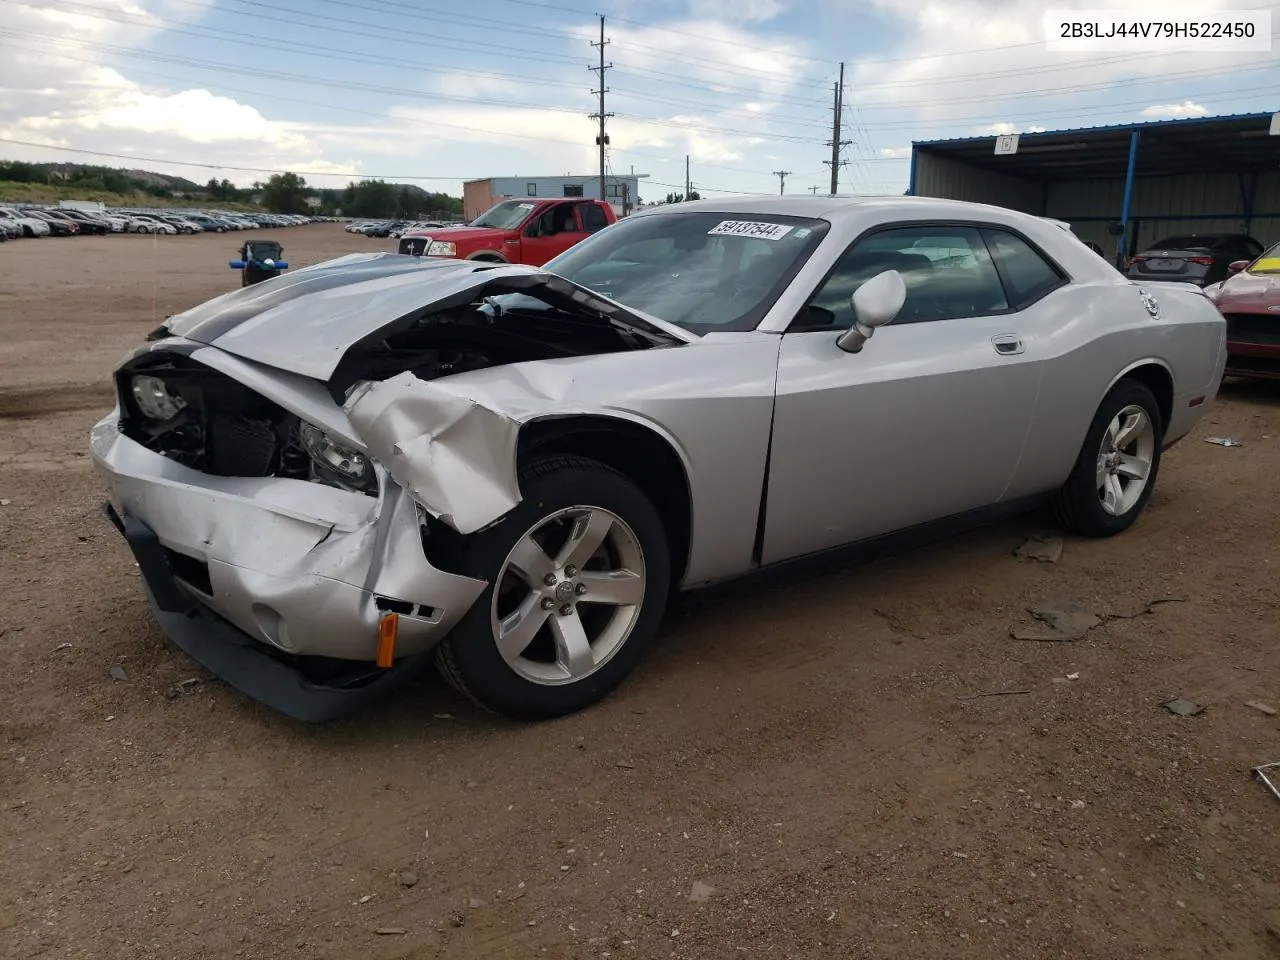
[800,225,1007,329]
[980,229,1066,309]
[526,183,537,196]
[563,184,584,197]
[580,203,608,233]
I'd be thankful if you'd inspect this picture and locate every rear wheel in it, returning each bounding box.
[1054,379,1163,537]
[434,455,670,720]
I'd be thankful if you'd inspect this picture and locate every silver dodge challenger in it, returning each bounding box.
[91,197,1227,721]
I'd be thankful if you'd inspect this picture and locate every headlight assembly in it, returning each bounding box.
[299,423,372,489]
[427,240,456,257]
[131,375,187,421]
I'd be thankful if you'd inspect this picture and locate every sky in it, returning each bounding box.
[0,0,1276,203]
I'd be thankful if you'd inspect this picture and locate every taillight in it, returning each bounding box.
[1187,256,1214,265]
[1131,256,1147,264]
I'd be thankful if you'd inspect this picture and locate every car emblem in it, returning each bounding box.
[1269,305,1280,313]
[1139,288,1161,319]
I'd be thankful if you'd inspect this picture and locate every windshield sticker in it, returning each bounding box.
[516,203,535,211]
[708,220,794,241]
[793,228,811,238]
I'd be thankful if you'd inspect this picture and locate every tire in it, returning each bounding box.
[22,226,33,238]
[1054,378,1163,537]
[434,455,671,720]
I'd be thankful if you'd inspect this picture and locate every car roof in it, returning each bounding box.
[630,194,1057,228]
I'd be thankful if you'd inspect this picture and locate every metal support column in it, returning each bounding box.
[1241,169,1260,233]
[907,149,918,196]
[1116,129,1141,270]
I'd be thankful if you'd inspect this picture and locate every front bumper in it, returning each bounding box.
[91,410,488,719]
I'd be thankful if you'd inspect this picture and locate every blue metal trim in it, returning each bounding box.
[1116,129,1141,268]
[907,149,918,196]
[911,111,1273,146]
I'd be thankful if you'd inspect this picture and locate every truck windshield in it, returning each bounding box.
[539,211,829,333]
[471,200,537,230]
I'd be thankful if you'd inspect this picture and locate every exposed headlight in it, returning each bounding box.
[131,374,187,421]
[300,423,372,487]
[427,240,456,257]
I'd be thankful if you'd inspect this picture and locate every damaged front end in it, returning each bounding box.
[92,256,687,720]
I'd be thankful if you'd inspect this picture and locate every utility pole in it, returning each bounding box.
[685,154,691,200]
[809,185,820,195]
[823,61,852,196]
[588,15,613,205]
[772,170,791,195]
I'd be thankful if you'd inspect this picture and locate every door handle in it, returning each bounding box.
[992,334,1024,356]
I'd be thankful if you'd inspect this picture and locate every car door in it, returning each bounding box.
[519,204,587,266]
[760,223,1044,565]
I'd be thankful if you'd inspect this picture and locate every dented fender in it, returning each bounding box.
[345,372,523,534]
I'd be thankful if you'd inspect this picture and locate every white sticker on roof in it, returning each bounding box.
[517,203,535,210]
[708,220,794,241]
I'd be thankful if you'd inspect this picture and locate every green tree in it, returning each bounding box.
[342,179,399,218]
[260,172,310,213]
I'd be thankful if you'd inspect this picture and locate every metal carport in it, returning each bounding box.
[908,112,1280,267]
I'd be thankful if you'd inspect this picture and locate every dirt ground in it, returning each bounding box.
[2,225,1279,960]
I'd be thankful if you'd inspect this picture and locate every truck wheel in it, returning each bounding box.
[434,455,670,720]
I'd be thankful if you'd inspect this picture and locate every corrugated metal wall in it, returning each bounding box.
[1047,170,1280,250]
[912,150,1279,256]
[912,152,1041,212]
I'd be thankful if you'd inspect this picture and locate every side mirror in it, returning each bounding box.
[836,270,907,353]
[1106,222,1126,237]
[1228,260,1249,274]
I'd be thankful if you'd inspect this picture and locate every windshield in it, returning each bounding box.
[536,211,829,333]
[470,200,537,229]
[1249,241,1280,274]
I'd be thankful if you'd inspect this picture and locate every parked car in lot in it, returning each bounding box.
[159,215,201,234]
[27,210,78,236]
[124,214,178,235]
[1204,240,1280,380]
[1127,233,1264,287]
[0,208,48,236]
[0,218,19,239]
[92,196,1226,723]
[398,198,614,265]
[59,209,113,235]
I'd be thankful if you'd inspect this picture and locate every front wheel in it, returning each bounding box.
[435,455,671,720]
[1054,379,1163,537]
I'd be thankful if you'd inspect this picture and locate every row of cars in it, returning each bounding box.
[0,206,316,240]
[347,219,457,239]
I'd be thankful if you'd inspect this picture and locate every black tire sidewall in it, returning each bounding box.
[1061,379,1164,536]
[440,459,671,720]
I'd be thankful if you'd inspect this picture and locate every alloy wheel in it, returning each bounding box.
[490,506,646,686]
[1096,403,1156,516]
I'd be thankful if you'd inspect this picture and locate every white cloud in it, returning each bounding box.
[974,121,1018,136]
[685,0,790,23]
[1141,101,1210,119]
[878,146,911,158]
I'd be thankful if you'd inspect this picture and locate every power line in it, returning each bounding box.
[0,137,467,180]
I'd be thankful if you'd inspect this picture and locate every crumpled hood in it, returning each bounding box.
[159,252,692,381]
[1212,270,1280,312]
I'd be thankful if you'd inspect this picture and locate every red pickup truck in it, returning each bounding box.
[397,198,615,266]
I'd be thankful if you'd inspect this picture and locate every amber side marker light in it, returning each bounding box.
[377,613,399,668]
[1189,396,1206,407]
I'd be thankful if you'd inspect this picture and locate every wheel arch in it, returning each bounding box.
[1106,359,1173,433]
[466,250,509,263]
[516,415,694,586]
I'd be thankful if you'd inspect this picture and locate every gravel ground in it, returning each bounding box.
[2,225,1279,960]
